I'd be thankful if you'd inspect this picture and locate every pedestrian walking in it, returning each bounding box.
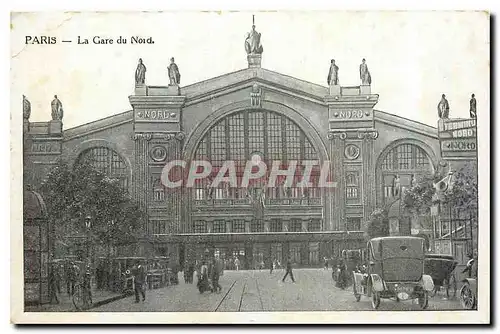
[282,258,295,283]
[197,261,211,293]
[54,264,62,294]
[211,258,222,293]
[66,261,78,296]
[270,259,275,274]
[234,257,240,271]
[133,261,146,303]
[83,264,93,307]
[189,261,195,283]
[48,265,59,304]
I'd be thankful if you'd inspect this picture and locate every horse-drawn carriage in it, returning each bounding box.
[333,249,363,289]
[424,254,458,298]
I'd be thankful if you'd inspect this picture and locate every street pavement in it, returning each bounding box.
[25,287,124,312]
[92,268,462,312]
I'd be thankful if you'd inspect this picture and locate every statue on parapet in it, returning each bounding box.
[51,95,64,121]
[470,93,477,119]
[23,95,31,120]
[437,94,450,119]
[135,58,146,85]
[327,59,339,86]
[359,58,371,85]
[245,24,264,55]
[168,57,181,85]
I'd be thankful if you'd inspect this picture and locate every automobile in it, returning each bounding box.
[352,236,435,309]
[459,257,477,310]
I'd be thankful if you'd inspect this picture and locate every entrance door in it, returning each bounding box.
[290,243,301,264]
[271,243,283,266]
[309,242,319,265]
[253,244,266,269]
[231,245,245,270]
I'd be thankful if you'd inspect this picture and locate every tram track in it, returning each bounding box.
[238,280,247,312]
[213,279,237,312]
[255,278,264,311]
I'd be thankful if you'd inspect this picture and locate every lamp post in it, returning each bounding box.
[84,215,92,266]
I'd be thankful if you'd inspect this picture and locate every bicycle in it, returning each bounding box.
[72,282,93,311]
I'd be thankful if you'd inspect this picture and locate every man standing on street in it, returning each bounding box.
[211,258,222,293]
[282,258,295,283]
[67,261,78,296]
[133,261,146,303]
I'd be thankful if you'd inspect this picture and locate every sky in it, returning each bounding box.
[10,11,489,129]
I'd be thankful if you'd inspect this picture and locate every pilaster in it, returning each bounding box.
[324,84,379,231]
[129,86,187,237]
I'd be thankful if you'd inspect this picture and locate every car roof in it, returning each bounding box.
[370,236,425,242]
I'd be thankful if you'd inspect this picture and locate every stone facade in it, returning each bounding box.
[24,62,458,268]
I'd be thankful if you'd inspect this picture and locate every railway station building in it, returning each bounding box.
[23,25,476,269]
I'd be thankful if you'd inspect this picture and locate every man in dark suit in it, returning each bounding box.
[282,258,295,283]
[133,262,147,303]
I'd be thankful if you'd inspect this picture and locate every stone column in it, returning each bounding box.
[301,219,308,232]
[361,131,378,225]
[133,133,152,234]
[329,133,346,231]
[207,221,213,234]
[283,220,289,232]
[264,220,270,232]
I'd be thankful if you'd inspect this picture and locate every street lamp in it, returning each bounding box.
[84,216,92,265]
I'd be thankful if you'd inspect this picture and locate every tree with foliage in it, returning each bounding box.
[402,173,439,216]
[442,163,478,211]
[363,207,390,240]
[40,160,147,256]
[403,163,478,215]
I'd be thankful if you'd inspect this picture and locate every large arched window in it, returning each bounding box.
[193,109,321,201]
[379,143,433,203]
[76,147,129,190]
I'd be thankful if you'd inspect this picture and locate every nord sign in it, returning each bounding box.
[438,118,477,159]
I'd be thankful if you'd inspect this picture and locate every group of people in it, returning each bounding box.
[196,257,224,294]
[48,261,89,304]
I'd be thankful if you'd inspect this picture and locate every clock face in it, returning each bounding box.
[151,146,167,162]
[344,144,360,160]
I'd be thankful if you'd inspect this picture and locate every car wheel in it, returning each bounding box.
[371,291,381,309]
[460,282,476,310]
[418,291,429,309]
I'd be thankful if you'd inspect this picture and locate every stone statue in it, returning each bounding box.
[245,25,264,55]
[51,95,63,121]
[470,93,477,118]
[135,58,146,85]
[359,58,371,85]
[168,57,181,85]
[327,59,339,86]
[23,95,31,120]
[437,94,450,119]
[393,174,401,197]
[411,174,418,187]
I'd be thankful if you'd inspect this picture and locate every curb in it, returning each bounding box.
[86,293,131,311]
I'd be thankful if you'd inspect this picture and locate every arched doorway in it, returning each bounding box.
[377,141,436,236]
[182,105,327,268]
